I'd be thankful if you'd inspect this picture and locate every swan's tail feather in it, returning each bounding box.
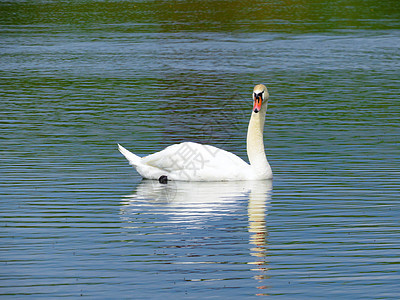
[118,144,141,167]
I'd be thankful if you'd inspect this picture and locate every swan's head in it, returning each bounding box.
[252,84,269,113]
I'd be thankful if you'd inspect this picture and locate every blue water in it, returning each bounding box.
[1,0,400,298]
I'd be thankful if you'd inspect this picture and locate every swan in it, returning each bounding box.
[118,84,272,181]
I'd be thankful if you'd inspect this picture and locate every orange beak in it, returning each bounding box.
[253,95,262,113]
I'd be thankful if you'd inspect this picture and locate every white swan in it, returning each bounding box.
[118,84,272,181]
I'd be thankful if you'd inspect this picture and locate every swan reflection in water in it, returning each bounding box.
[120,179,272,295]
[247,180,272,296]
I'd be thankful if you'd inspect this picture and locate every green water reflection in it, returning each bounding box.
[2,0,400,31]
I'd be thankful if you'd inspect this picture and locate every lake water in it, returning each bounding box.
[1,0,400,298]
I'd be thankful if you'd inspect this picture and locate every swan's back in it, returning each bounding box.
[141,142,250,181]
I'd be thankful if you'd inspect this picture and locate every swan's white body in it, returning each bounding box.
[119,84,272,181]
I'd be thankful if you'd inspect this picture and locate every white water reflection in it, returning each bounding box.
[247,181,272,295]
[121,180,272,295]
[121,180,271,222]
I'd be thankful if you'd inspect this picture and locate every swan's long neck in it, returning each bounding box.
[246,104,270,176]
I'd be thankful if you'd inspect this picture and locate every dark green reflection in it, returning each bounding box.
[1,0,399,32]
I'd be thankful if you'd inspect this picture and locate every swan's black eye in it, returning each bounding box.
[255,92,264,100]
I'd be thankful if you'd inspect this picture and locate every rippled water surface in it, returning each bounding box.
[1,0,400,298]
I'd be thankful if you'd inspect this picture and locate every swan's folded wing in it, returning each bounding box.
[141,142,249,181]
